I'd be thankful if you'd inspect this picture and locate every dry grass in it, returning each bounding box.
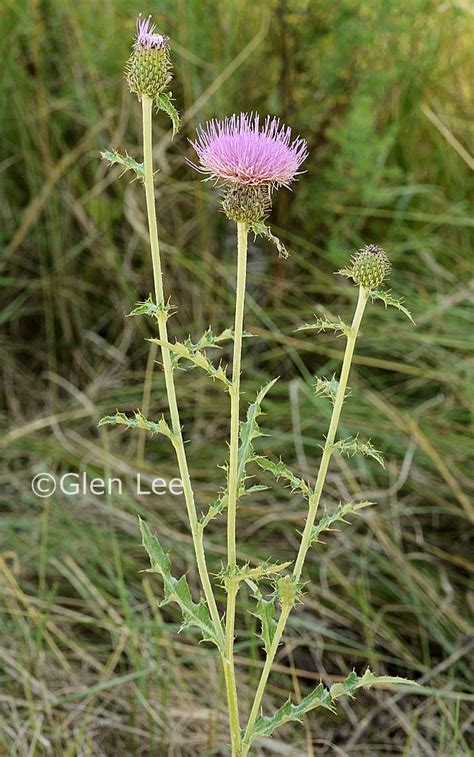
[1,0,473,754]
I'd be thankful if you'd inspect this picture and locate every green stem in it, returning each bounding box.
[223,221,249,754]
[242,286,369,753]
[141,96,223,646]
[227,222,249,566]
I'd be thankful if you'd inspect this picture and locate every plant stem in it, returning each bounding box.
[223,221,249,754]
[224,581,242,756]
[242,285,369,753]
[141,95,223,645]
[227,222,249,567]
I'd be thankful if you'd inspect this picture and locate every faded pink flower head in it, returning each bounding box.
[189,113,308,187]
[135,14,169,51]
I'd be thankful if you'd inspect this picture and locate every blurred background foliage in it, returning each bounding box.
[1,0,473,754]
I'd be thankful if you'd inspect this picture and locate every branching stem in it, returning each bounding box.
[141,96,223,645]
[241,285,369,753]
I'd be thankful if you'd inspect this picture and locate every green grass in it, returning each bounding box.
[1,0,473,754]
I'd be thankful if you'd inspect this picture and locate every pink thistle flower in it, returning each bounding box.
[134,14,169,51]
[189,113,308,187]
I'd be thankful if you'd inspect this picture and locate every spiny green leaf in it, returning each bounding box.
[139,519,220,646]
[313,375,350,405]
[100,149,144,179]
[221,561,291,585]
[369,289,415,323]
[155,92,180,137]
[127,297,175,320]
[250,221,288,258]
[148,337,231,388]
[295,316,351,337]
[242,483,269,495]
[251,668,418,742]
[237,379,278,486]
[253,456,311,498]
[246,580,277,654]
[333,435,385,467]
[199,494,227,529]
[98,410,175,442]
[252,683,335,739]
[310,501,373,545]
[334,667,419,695]
[184,327,234,353]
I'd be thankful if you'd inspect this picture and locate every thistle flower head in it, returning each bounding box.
[345,244,391,289]
[134,14,169,51]
[125,14,172,100]
[189,113,308,188]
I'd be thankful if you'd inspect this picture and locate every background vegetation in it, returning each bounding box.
[1,0,473,754]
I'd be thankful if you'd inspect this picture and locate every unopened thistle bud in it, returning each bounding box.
[125,15,172,99]
[348,244,391,289]
[221,185,271,223]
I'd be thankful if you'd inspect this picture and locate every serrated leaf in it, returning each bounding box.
[155,92,180,137]
[295,316,351,337]
[310,501,373,545]
[243,483,269,495]
[246,580,277,655]
[139,518,220,646]
[237,379,278,487]
[342,667,419,692]
[250,221,288,258]
[199,494,227,529]
[250,667,418,742]
[98,410,175,443]
[222,561,291,585]
[127,297,175,320]
[100,149,144,179]
[252,683,335,739]
[253,456,311,498]
[184,327,234,353]
[313,375,349,406]
[148,337,231,388]
[369,289,415,323]
[334,435,385,467]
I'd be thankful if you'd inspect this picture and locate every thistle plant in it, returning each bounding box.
[99,15,418,755]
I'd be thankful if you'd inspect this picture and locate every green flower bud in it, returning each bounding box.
[349,244,391,289]
[125,15,172,100]
[221,185,271,223]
